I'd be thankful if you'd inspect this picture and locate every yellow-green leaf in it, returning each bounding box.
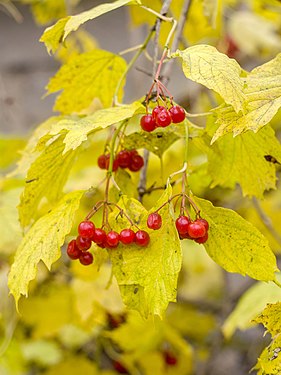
[8,190,84,307]
[47,50,127,114]
[194,197,278,282]
[0,137,25,170]
[212,53,281,142]
[173,45,245,112]
[222,276,281,338]
[21,340,63,366]
[23,0,67,25]
[40,0,140,53]
[255,334,281,375]
[108,188,182,318]
[254,302,281,336]
[19,135,78,228]
[49,102,143,153]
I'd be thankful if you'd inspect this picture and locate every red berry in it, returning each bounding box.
[175,216,190,235]
[117,150,131,169]
[147,213,162,230]
[105,154,119,171]
[187,220,206,239]
[76,235,92,251]
[106,231,120,248]
[119,229,135,244]
[179,232,192,240]
[129,154,144,172]
[155,109,171,127]
[195,232,209,244]
[198,218,209,231]
[163,351,177,366]
[98,154,107,169]
[113,361,128,374]
[140,114,157,132]
[79,251,93,266]
[67,239,81,260]
[92,228,107,245]
[169,105,186,123]
[152,105,166,119]
[129,149,138,158]
[78,220,95,239]
[135,230,150,247]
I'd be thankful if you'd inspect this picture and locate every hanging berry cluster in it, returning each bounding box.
[140,104,186,132]
[98,149,144,172]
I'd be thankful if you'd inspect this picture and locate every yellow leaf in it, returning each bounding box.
[254,302,281,336]
[21,339,63,366]
[44,357,99,375]
[40,17,70,54]
[47,50,127,114]
[8,190,84,307]
[212,53,281,142]
[203,0,219,28]
[173,45,245,112]
[0,137,25,170]
[194,197,279,281]
[255,334,281,375]
[23,0,67,25]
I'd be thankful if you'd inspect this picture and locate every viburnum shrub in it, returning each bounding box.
[5,0,281,374]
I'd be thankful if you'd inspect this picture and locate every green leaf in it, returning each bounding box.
[255,334,281,375]
[124,130,180,158]
[8,190,84,307]
[222,276,281,338]
[194,197,279,282]
[254,302,281,336]
[197,125,281,198]
[212,53,281,142]
[47,50,127,114]
[108,187,182,318]
[49,102,143,153]
[173,45,245,112]
[40,0,140,53]
[18,135,78,228]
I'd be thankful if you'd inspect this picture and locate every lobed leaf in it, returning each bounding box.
[8,190,84,307]
[255,334,281,375]
[254,302,281,336]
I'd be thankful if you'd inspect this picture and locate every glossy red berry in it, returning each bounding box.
[67,239,81,260]
[92,228,107,245]
[195,232,209,244]
[105,154,119,171]
[76,235,92,251]
[119,229,135,244]
[175,216,190,235]
[78,220,95,239]
[79,251,93,266]
[117,150,131,169]
[129,149,138,158]
[163,351,177,366]
[113,361,128,374]
[135,230,150,247]
[155,109,172,127]
[129,154,144,172]
[147,213,162,230]
[152,105,166,119]
[98,154,107,169]
[106,231,120,248]
[140,114,157,132]
[169,105,186,123]
[187,220,206,239]
[198,218,209,231]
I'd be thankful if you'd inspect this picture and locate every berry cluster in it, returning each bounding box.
[146,212,209,244]
[98,149,144,172]
[140,105,185,132]
[66,220,151,266]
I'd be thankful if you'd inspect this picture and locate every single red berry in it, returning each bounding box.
[67,239,81,260]
[117,150,131,169]
[135,230,150,247]
[105,154,119,171]
[155,109,172,127]
[79,251,93,266]
[113,360,128,374]
[78,220,95,239]
[76,235,92,251]
[119,229,135,244]
[187,220,206,239]
[129,154,144,172]
[163,351,177,366]
[147,213,162,230]
[175,216,190,235]
[179,232,192,240]
[92,228,107,245]
[129,149,138,158]
[97,154,107,169]
[140,114,157,132]
[195,232,209,244]
[169,105,186,123]
[197,218,209,231]
[106,231,120,248]
[152,105,166,120]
